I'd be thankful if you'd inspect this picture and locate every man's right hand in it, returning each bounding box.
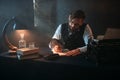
[52,45,63,54]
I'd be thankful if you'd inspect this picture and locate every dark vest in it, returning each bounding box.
[61,23,86,50]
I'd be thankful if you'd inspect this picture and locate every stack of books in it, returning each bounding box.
[16,47,40,60]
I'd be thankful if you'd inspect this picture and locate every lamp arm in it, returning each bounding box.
[2,17,18,50]
[5,34,18,50]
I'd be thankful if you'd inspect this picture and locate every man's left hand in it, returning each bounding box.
[65,48,80,56]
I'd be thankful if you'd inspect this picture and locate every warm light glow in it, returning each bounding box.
[14,30,30,40]
[13,30,35,46]
[20,33,24,39]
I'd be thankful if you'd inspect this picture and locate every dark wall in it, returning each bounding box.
[0,0,34,27]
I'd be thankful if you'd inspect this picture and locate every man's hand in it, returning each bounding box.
[64,48,80,56]
[52,45,80,56]
[52,45,63,54]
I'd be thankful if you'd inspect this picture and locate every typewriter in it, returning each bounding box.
[88,28,120,65]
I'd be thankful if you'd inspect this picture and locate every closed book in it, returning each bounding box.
[17,48,40,56]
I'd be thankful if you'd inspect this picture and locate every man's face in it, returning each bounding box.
[69,18,84,31]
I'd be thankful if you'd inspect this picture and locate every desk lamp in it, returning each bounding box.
[2,16,40,59]
[2,16,27,53]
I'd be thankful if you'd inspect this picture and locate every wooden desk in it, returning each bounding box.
[0,50,97,67]
[0,48,120,80]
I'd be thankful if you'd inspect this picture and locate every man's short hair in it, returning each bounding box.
[69,9,86,20]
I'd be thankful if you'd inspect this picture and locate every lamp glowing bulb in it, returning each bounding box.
[20,33,24,39]
[19,33,26,48]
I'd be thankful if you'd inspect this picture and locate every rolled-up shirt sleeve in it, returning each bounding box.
[49,24,62,49]
[52,24,62,40]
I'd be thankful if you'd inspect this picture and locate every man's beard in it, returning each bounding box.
[71,26,80,32]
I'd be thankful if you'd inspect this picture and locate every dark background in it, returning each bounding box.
[0,0,120,79]
[0,0,120,52]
